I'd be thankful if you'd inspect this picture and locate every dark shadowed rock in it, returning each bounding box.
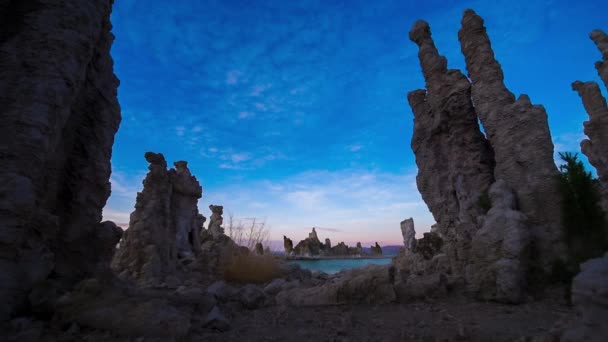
[459,9,562,268]
[591,30,608,89]
[283,235,294,255]
[111,153,204,286]
[0,0,121,320]
[204,306,231,332]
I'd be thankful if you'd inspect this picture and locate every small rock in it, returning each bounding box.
[239,284,266,309]
[204,306,230,332]
[264,278,287,295]
[207,281,238,302]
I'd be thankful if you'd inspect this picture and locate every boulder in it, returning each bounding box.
[239,284,267,309]
[204,306,231,332]
[207,281,238,302]
[560,255,608,341]
[0,0,121,319]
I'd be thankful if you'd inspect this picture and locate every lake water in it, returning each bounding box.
[288,258,393,274]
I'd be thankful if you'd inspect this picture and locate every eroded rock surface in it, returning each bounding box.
[591,30,608,89]
[467,180,530,303]
[112,153,203,285]
[459,9,562,268]
[208,205,225,237]
[408,19,495,273]
[0,0,121,319]
[401,218,416,250]
[573,31,608,208]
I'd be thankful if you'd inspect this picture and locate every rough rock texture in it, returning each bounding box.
[560,254,608,341]
[408,19,495,274]
[573,30,608,207]
[55,278,192,338]
[0,0,122,320]
[401,218,416,250]
[466,180,530,303]
[276,265,396,306]
[459,9,562,268]
[112,153,203,285]
[591,30,608,89]
[170,161,203,259]
[325,238,331,249]
[208,205,224,237]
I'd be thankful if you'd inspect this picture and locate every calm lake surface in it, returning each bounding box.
[288,258,393,274]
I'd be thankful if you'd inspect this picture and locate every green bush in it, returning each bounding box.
[556,152,608,267]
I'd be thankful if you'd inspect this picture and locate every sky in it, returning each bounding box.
[103,0,608,249]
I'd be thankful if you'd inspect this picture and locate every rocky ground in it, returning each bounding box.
[7,291,569,342]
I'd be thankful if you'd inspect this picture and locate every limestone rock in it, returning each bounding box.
[238,284,267,309]
[412,232,443,260]
[325,238,332,249]
[0,0,121,320]
[170,161,203,259]
[459,9,562,268]
[560,255,608,341]
[408,19,495,272]
[467,180,530,303]
[591,30,608,89]
[208,205,225,237]
[400,218,416,250]
[111,153,204,286]
[573,30,608,208]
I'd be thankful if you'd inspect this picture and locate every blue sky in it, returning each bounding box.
[103,0,608,248]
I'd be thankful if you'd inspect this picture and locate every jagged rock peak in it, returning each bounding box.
[400,218,416,250]
[591,29,608,89]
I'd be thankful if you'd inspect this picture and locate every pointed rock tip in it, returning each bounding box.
[409,20,431,45]
[144,151,166,165]
[461,9,484,28]
[590,29,607,41]
[572,80,585,91]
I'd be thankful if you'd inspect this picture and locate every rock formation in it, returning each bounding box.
[289,228,372,257]
[408,19,495,273]
[208,205,225,237]
[466,180,530,303]
[401,10,555,303]
[283,236,294,255]
[112,153,204,285]
[459,9,562,267]
[400,218,416,250]
[0,0,121,319]
[559,254,608,341]
[370,243,383,256]
[573,30,608,207]
[591,30,608,89]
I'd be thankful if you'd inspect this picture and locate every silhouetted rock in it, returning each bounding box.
[370,242,383,256]
[112,153,204,286]
[255,242,264,255]
[459,9,562,268]
[283,236,294,255]
[591,30,608,89]
[0,0,121,319]
[208,205,225,237]
[572,31,608,208]
[401,218,416,250]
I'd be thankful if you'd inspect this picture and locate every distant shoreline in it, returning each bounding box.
[284,255,395,261]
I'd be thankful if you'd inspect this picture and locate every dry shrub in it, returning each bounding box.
[220,252,283,284]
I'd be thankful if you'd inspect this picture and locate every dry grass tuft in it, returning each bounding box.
[220,253,283,284]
